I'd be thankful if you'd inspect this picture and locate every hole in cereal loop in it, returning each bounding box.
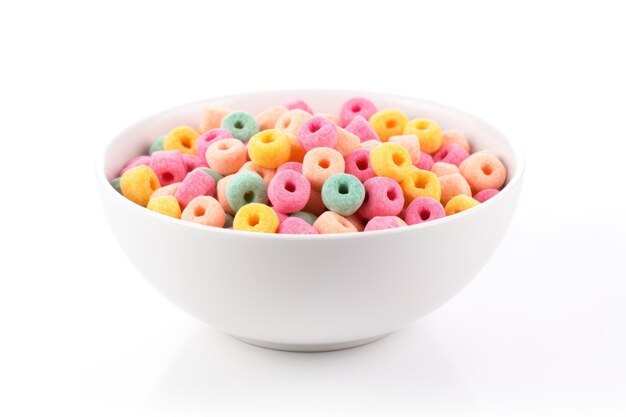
[248,214,260,227]
[338,183,349,194]
[244,191,254,203]
[194,206,206,217]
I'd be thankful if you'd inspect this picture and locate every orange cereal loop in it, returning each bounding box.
[369,108,408,142]
[438,173,472,206]
[313,211,358,234]
[431,162,460,177]
[302,147,345,190]
[275,109,312,136]
[147,195,181,219]
[445,195,480,216]
[334,128,360,157]
[459,151,507,193]
[233,203,279,233]
[239,161,276,186]
[399,169,441,205]
[216,174,236,215]
[404,118,442,154]
[303,188,327,216]
[163,126,200,155]
[181,195,226,227]
[199,107,230,133]
[285,132,306,163]
[149,182,180,201]
[120,165,160,207]
[441,130,470,153]
[247,129,291,169]
[369,142,413,182]
[255,105,288,131]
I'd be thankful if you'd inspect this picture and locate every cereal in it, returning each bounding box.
[404,119,442,154]
[459,151,507,193]
[276,162,303,174]
[399,169,441,204]
[149,150,187,186]
[199,107,230,133]
[438,173,472,206]
[415,151,434,171]
[389,134,420,165]
[404,197,445,225]
[369,108,408,142]
[297,116,338,151]
[321,173,365,216]
[290,211,318,225]
[474,188,500,203]
[114,96,509,234]
[226,171,268,212]
[334,128,360,157]
[441,130,470,153]
[175,168,216,209]
[275,109,312,136]
[345,115,380,142]
[147,195,181,219]
[181,195,226,227]
[339,97,377,128]
[239,161,276,186]
[221,111,259,142]
[205,138,247,175]
[302,147,345,190]
[233,203,279,233]
[247,129,291,169]
[120,164,160,207]
[278,217,318,235]
[445,195,480,215]
[344,149,376,183]
[370,142,413,182]
[284,99,313,114]
[364,216,407,232]
[433,144,469,166]
[268,169,311,213]
[195,128,232,162]
[358,177,404,219]
[430,162,460,177]
[149,136,165,155]
[163,126,199,155]
[256,105,288,131]
[313,211,358,234]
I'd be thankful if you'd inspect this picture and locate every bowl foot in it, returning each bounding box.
[231,333,390,352]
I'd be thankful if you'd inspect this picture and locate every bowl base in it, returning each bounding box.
[232,333,390,352]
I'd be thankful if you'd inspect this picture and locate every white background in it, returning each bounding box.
[1,1,625,416]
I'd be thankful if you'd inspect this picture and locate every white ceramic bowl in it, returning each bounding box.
[97,90,524,351]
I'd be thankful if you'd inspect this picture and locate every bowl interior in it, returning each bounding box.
[101,90,520,190]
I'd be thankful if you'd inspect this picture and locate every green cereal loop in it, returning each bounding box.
[221,111,259,142]
[110,177,122,193]
[321,173,365,216]
[201,168,224,185]
[149,135,165,155]
[290,211,318,226]
[226,171,268,212]
[223,213,234,228]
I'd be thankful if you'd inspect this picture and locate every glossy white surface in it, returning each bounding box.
[97,90,524,351]
[2,1,625,415]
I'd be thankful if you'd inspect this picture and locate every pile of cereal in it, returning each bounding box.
[112,97,507,234]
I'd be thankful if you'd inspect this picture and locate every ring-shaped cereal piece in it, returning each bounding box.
[404,118,442,154]
[163,126,199,155]
[247,129,291,169]
[120,165,160,207]
[233,203,279,233]
[221,111,260,142]
[369,108,408,142]
[321,173,366,216]
[399,169,441,205]
[226,171,268,212]
[369,142,413,182]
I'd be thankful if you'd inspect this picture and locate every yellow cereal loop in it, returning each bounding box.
[445,194,480,216]
[120,164,160,207]
[369,142,413,182]
[247,129,291,169]
[400,168,441,204]
[404,118,442,154]
[233,203,279,233]
[147,195,182,219]
[163,126,200,155]
[368,108,408,142]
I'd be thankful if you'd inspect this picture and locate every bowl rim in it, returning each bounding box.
[96,89,525,241]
